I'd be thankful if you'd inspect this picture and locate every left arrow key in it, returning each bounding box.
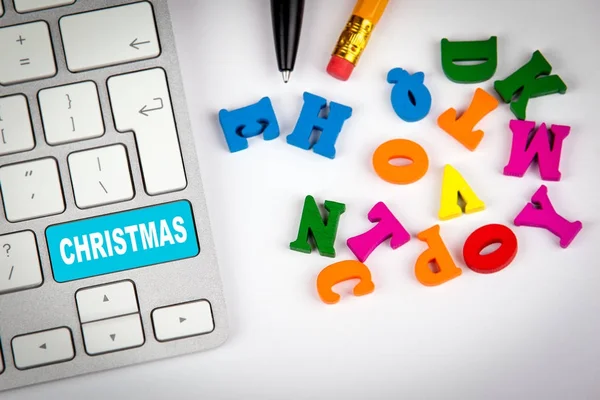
[12,328,75,370]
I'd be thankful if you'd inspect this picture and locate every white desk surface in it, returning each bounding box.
[9,0,600,399]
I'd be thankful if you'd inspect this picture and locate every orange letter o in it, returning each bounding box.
[372,139,429,184]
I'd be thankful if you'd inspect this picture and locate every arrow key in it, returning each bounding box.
[152,300,215,342]
[82,314,144,355]
[76,280,139,323]
[12,327,74,370]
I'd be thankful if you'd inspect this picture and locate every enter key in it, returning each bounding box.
[108,68,187,196]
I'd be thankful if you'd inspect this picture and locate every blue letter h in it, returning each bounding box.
[286,92,353,159]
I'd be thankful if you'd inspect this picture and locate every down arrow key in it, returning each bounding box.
[81,314,144,355]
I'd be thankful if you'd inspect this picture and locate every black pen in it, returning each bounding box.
[270,0,305,83]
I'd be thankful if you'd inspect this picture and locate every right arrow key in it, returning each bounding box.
[152,300,215,342]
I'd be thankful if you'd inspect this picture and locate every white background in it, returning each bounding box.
[9,0,600,399]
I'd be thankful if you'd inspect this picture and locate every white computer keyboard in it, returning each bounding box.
[0,0,229,392]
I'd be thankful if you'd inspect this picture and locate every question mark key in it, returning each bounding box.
[0,230,42,294]
[3,243,12,257]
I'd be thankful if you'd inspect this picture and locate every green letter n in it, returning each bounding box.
[289,195,346,258]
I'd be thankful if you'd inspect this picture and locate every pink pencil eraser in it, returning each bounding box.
[327,56,355,81]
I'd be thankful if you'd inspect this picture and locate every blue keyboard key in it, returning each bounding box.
[46,200,199,283]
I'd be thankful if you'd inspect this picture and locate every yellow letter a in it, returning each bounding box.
[438,165,485,220]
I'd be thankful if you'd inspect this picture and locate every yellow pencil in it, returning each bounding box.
[326,0,389,81]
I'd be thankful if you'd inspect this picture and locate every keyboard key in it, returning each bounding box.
[15,0,75,13]
[0,231,42,295]
[81,314,144,355]
[12,327,74,370]
[68,144,134,209]
[0,158,65,222]
[39,81,104,145]
[76,280,139,324]
[46,200,199,282]
[0,21,56,85]
[108,68,186,195]
[0,94,35,156]
[60,2,160,72]
[152,300,214,342]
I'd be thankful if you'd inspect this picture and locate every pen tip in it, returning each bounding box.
[282,70,291,83]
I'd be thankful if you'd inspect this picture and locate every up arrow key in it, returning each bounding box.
[103,295,109,302]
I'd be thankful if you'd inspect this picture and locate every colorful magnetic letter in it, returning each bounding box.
[218,97,279,152]
[316,260,375,305]
[441,36,497,83]
[514,185,582,248]
[387,68,432,122]
[372,139,429,184]
[414,225,462,286]
[286,92,353,159]
[463,224,518,274]
[289,195,346,257]
[437,88,499,151]
[494,50,567,120]
[346,201,411,263]
[503,120,570,181]
[438,165,485,220]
